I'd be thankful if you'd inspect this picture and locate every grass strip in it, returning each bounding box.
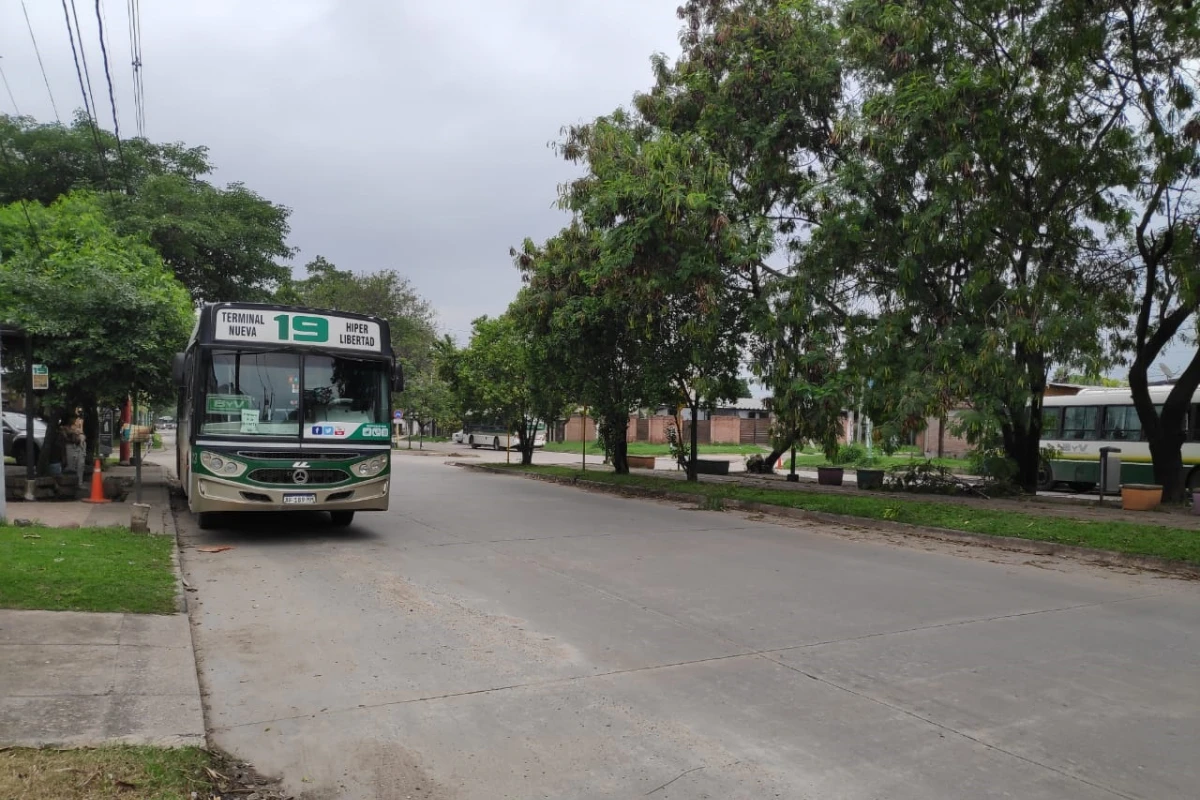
[504,465,1200,566]
[0,746,215,800]
[541,441,766,457]
[0,525,177,613]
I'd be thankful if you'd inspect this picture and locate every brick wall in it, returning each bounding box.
[710,416,741,444]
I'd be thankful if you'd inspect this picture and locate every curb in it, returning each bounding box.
[457,463,1200,581]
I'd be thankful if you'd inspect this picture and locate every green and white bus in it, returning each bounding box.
[1039,386,1200,491]
[173,302,403,529]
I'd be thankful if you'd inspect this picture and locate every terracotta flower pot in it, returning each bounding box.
[817,466,844,486]
[1121,484,1163,512]
[626,455,656,470]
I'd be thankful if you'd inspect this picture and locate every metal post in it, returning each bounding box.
[119,397,132,465]
[134,440,142,504]
[506,428,511,464]
[582,406,587,472]
[788,444,798,482]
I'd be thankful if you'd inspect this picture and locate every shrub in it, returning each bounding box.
[831,442,866,466]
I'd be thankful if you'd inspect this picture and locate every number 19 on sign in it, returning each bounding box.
[273,314,330,343]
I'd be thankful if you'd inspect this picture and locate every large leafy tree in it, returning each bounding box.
[1,113,293,302]
[512,225,658,474]
[635,0,847,465]
[447,313,567,465]
[0,192,193,469]
[281,256,438,372]
[812,0,1141,491]
[551,111,750,480]
[1094,0,1200,501]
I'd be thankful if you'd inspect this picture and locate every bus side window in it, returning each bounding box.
[1042,407,1062,438]
[1103,406,1141,442]
[1063,406,1100,440]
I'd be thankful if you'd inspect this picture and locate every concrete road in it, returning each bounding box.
[177,455,1200,800]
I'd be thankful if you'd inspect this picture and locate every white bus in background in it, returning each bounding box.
[462,417,547,451]
[1039,386,1200,491]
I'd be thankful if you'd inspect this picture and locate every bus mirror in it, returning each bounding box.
[171,353,186,388]
[392,362,404,393]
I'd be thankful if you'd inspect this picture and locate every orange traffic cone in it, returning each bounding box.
[777,455,784,469]
[81,458,111,504]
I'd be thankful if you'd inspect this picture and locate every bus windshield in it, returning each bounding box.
[200,350,389,438]
[202,351,301,437]
[303,355,389,427]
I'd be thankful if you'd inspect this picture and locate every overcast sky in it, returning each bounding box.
[1,0,683,343]
[2,1,1192,381]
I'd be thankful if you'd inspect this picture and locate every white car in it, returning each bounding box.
[450,430,465,444]
[2,411,48,465]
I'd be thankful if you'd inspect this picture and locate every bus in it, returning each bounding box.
[173,302,403,529]
[462,416,546,450]
[1039,386,1200,491]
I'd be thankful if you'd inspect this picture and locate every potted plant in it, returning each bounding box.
[1121,483,1163,512]
[855,456,885,490]
[816,436,845,486]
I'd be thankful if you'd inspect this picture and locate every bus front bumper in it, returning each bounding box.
[192,474,391,513]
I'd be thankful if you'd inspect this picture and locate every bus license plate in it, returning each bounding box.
[283,493,317,505]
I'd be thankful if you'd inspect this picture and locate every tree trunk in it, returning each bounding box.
[1132,353,1200,503]
[687,397,699,482]
[83,401,100,463]
[764,428,800,468]
[603,413,630,474]
[519,418,537,466]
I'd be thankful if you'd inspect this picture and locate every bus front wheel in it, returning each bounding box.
[330,511,355,527]
[493,437,501,451]
[196,512,218,530]
[469,436,478,449]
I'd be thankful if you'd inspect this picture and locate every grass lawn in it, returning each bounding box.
[542,441,768,457]
[0,525,177,613]
[0,746,219,800]
[503,466,1200,566]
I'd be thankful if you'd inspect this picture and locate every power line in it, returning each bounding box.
[0,59,20,115]
[20,0,61,122]
[60,0,112,192]
[70,0,102,126]
[126,0,144,137]
[92,0,131,190]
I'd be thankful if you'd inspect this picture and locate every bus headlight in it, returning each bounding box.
[354,454,388,477]
[200,451,246,478]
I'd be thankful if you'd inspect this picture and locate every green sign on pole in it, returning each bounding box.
[31,364,48,391]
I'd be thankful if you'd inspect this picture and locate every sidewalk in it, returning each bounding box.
[0,445,206,748]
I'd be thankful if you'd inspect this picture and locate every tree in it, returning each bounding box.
[1,113,294,302]
[552,111,751,480]
[397,369,457,447]
[635,0,847,467]
[0,192,193,469]
[284,256,438,372]
[810,0,1141,491]
[451,314,567,466]
[1096,1,1200,501]
[512,225,658,474]
[110,175,293,303]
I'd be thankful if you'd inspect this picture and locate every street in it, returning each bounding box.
[177,452,1200,800]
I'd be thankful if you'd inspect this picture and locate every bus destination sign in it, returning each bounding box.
[213,308,384,353]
